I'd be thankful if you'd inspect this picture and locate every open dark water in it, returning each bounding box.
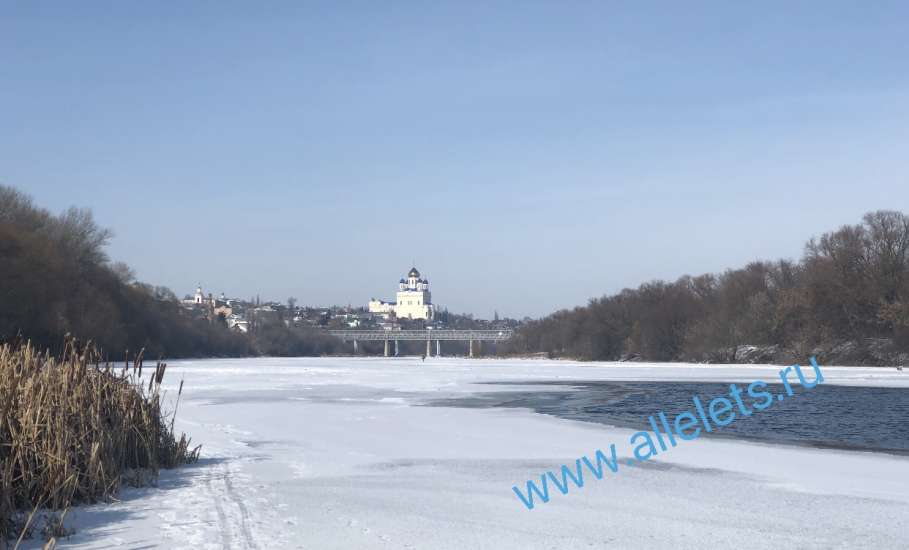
[427,381,909,454]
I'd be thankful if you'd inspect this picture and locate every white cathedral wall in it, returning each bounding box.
[393,303,432,320]
[393,290,433,320]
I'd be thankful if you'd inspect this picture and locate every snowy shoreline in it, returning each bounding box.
[42,358,909,549]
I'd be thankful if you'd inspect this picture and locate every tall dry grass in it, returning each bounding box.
[0,338,199,546]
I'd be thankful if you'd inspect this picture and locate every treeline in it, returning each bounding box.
[0,185,335,358]
[508,211,909,365]
[0,185,252,357]
[252,318,341,356]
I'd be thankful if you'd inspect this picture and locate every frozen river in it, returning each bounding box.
[50,358,909,549]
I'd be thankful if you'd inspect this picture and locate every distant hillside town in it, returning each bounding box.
[180,266,519,335]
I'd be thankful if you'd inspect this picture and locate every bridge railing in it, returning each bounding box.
[324,329,513,341]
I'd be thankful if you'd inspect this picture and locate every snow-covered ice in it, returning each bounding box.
[44,358,909,549]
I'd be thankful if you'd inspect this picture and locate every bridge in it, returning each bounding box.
[324,329,513,357]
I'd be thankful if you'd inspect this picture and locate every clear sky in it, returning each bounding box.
[2,2,908,319]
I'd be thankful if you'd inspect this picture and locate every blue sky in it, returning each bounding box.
[2,2,908,318]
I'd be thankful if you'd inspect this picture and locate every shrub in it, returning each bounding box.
[0,338,199,544]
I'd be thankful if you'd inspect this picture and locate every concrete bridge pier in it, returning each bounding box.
[395,340,399,356]
[469,339,474,358]
[436,340,441,357]
[353,340,358,354]
[426,339,432,358]
[384,340,390,357]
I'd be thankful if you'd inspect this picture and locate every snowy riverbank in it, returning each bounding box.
[46,358,909,549]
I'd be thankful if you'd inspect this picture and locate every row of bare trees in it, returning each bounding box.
[509,211,909,363]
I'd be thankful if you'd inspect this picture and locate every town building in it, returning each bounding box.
[368,267,435,320]
[227,314,249,333]
[181,284,235,322]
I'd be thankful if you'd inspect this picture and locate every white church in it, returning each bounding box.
[368,267,435,320]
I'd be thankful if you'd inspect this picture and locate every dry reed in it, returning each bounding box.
[0,337,200,546]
